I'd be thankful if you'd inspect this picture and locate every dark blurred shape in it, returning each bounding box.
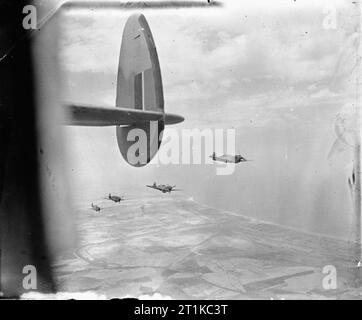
[0,0,55,297]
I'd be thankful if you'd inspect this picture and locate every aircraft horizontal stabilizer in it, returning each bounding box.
[63,104,183,126]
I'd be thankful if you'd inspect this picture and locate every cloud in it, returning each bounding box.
[59,1,355,100]
[310,88,339,99]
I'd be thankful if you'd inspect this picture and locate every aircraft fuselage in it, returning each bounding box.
[211,154,248,163]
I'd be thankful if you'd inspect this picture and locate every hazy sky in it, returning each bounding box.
[57,0,360,239]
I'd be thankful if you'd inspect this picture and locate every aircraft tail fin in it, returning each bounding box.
[116,14,163,113]
[116,14,166,167]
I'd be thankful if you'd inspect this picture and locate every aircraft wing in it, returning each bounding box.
[64,104,183,126]
[146,185,158,190]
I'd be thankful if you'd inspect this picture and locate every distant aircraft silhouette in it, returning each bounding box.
[91,203,101,212]
[105,193,124,203]
[146,182,181,193]
[210,152,251,163]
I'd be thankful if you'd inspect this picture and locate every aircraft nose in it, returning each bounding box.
[164,113,184,125]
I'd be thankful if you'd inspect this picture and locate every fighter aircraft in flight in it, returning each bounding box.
[91,203,101,212]
[105,193,124,203]
[146,182,181,193]
[210,152,251,163]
